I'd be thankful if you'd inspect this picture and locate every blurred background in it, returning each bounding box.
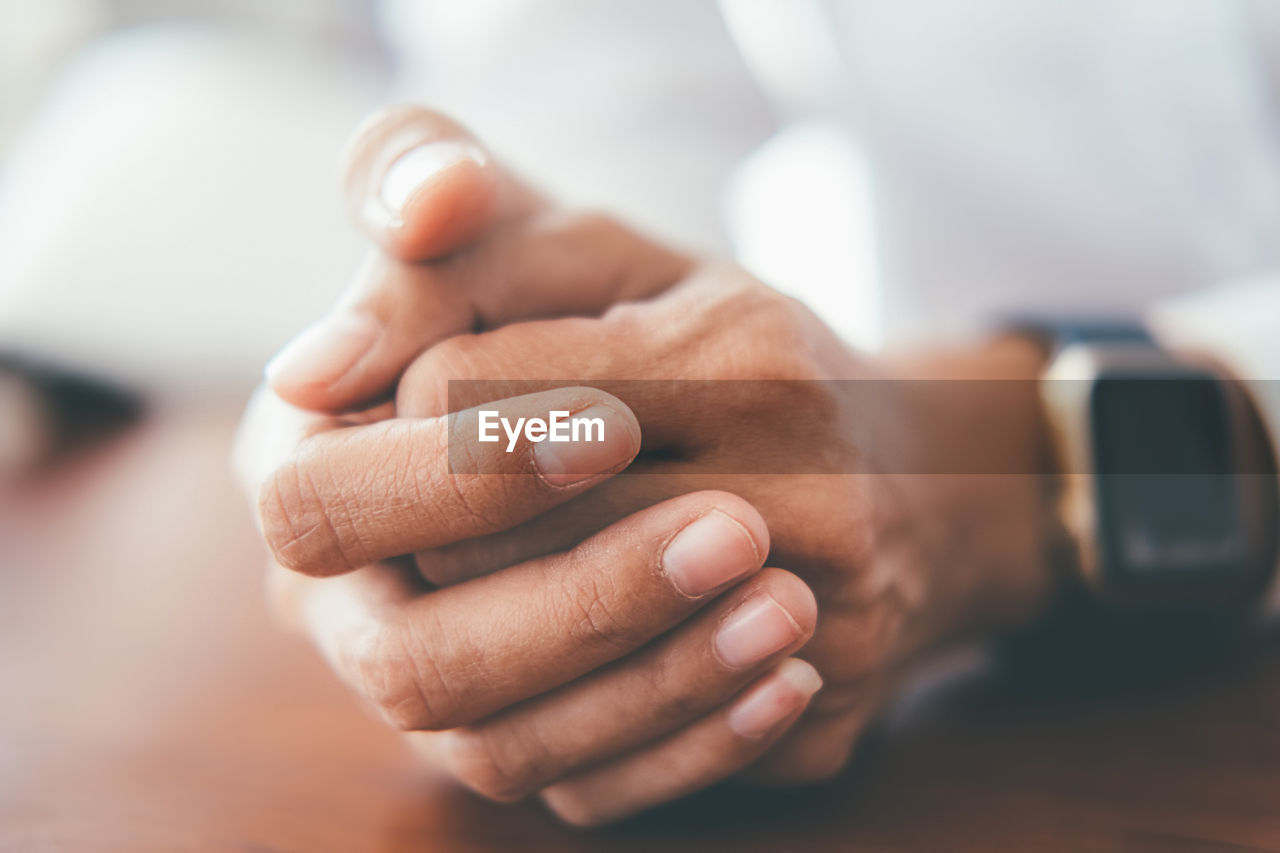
[4,1,1280,469]
[6,1,1280,448]
[0,0,777,405]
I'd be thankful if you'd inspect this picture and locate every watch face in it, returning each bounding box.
[1090,373,1246,589]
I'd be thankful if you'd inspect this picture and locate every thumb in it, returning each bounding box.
[267,106,691,414]
[342,103,539,261]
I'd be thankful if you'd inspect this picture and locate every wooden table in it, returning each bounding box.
[3,409,1278,852]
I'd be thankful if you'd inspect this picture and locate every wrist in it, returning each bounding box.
[875,336,1060,653]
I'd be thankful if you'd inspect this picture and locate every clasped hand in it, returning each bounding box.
[235,106,1052,825]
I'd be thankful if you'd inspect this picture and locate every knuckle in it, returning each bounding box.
[640,655,706,722]
[554,566,637,657]
[398,333,535,417]
[347,619,462,732]
[599,298,647,340]
[681,272,828,382]
[438,461,506,533]
[396,337,473,418]
[741,310,826,381]
[257,456,355,577]
[446,726,544,803]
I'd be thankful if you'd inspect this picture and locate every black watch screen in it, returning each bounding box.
[1090,372,1249,601]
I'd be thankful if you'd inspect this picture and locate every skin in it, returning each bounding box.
[237,106,1057,825]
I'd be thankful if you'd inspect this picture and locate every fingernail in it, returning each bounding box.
[713,592,800,669]
[265,312,379,392]
[531,404,639,486]
[377,140,487,223]
[728,659,823,740]
[661,510,760,598]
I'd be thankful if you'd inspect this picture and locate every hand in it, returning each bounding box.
[238,381,830,825]
[235,107,829,825]
[390,262,1059,795]
[239,105,1056,825]
[263,104,690,414]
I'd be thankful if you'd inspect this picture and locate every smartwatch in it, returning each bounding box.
[1021,321,1278,617]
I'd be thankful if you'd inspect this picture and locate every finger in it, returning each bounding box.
[257,386,641,576]
[342,104,539,262]
[414,471,688,586]
[394,312,693,446]
[539,658,823,827]
[306,491,771,731]
[266,210,691,412]
[417,465,824,588]
[740,684,882,784]
[438,568,818,802]
[233,384,396,511]
[391,267,746,428]
[265,103,531,412]
[263,104,690,414]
